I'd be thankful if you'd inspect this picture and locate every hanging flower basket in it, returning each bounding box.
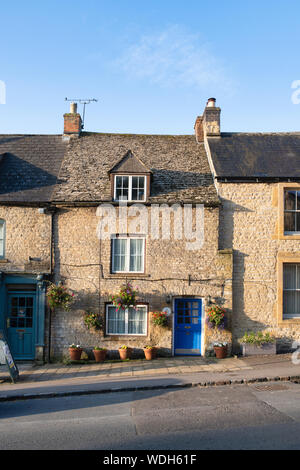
[83,311,103,331]
[206,305,227,330]
[152,311,168,327]
[110,282,138,311]
[46,282,75,311]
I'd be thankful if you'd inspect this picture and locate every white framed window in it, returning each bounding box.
[284,190,300,234]
[111,237,145,273]
[283,263,300,318]
[0,219,5,259]
[114,175,146,202]
[106,304,148,335]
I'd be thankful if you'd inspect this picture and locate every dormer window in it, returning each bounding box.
[115,175,146,202]
[108,150,152,203]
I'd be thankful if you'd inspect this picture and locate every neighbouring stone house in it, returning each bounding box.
[195,97,300,353]
[0,104,233,362]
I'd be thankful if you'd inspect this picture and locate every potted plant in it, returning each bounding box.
[152,311,168,327]
[93,347,107,362]
[241,331,276,356]
[84,311,103,331]
[213,341,228,359]
[118,345,132,360]
[206,305,227,330]
[69,344,83,361]
[111,282,138,311]
[143,345,157,360]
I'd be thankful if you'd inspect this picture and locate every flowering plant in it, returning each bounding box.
[110,282,138,311]
[69,344,81,349]
[213,341,228,348]
[144,345,156,349]
[206,305,226,330]
[119,345,130,349]
[152,311,168,327]
[83,311,103,330]
[47,282,74,311]
[93,346,107,351]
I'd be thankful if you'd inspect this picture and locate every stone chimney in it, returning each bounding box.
[63,102,82,135]
[194,97,221,142]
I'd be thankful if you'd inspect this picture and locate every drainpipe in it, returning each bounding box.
[47,209,55,363]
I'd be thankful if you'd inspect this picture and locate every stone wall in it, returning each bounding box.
[0,206,52,273]
[217,182,300,353]
[50,205,232,359]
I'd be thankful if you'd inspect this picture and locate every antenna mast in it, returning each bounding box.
[65,97,98,129]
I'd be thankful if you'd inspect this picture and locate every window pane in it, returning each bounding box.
[107,306,125,334]
[284,212,296,232]
[115,176,129,200]
[297,213,300,232]
[297,191,300,211]
[129,239,144,272]
[131,176,145,201]
[285,191,296,210]
[283,291,296,315]
[128,307,146,334]
[284,264,296,289]
[112,239,127,272]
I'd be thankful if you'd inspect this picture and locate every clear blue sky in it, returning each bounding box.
[1,0,300,135]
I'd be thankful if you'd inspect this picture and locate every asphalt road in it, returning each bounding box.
[1,381,300,450]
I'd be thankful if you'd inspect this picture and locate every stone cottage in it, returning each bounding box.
[0,104,233,362]
[195,97,300,353]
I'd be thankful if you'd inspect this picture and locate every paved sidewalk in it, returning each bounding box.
[0,354,299,401]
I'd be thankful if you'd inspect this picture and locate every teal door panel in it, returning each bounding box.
[7,294,36,360]
[174,299,202,356]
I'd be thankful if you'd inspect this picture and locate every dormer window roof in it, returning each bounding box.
[108,150,152,202]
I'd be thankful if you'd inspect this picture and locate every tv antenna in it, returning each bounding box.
[65,97,98,129]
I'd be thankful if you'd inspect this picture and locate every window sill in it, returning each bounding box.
[0,259,9,263]
[108,273,150,278]
[279,233,300,240]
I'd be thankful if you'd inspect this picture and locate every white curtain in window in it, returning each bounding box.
[113,239,127,272]
[107,306,125,334]
[128,307,146,335]
[130,239,143,272]
[283,264,300,316]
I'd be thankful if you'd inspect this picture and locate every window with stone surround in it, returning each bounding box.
[111,236,145,273]
[283,263,300,318]
[284,190,300,233]
[0,219,5,259]
[106,304,147,335]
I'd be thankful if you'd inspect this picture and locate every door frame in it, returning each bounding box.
[6,291,37,360]
[172,296,205,356]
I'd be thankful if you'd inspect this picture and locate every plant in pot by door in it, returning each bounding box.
[93,347,107,362]
[213,342,228,359]
[118,345,132,360]
[69,344,83,361]
[241,331,276,356]
[143,345,157,360]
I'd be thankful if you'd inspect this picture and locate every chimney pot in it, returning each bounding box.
[207,98,216,107]
[70,102,77,114]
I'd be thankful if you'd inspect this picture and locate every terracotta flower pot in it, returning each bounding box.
[93,349,107,362]
[69,348,83,361]
[214,346,227,359]
[118,348,132,360]
[144,348,157,360]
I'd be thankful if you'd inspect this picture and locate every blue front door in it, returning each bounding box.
[174,299,202,355]
[6,293,36,360]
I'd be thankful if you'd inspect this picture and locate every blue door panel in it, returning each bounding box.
[174,299,202,356]
[7,293,36,360]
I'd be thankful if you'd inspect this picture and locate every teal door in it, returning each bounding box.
[6,293,36,360]
[174,299,202,355]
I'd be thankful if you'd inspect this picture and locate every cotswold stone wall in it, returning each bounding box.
[217,182,300,353]
[0,206,51,273]
[50,205,232,359]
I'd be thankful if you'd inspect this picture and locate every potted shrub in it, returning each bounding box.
[241,331,276,356]
[213,341,228,359]
[69,344,83,361]
[118,345,132,360]
[143,345,157,360]
[93,347,107,362]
